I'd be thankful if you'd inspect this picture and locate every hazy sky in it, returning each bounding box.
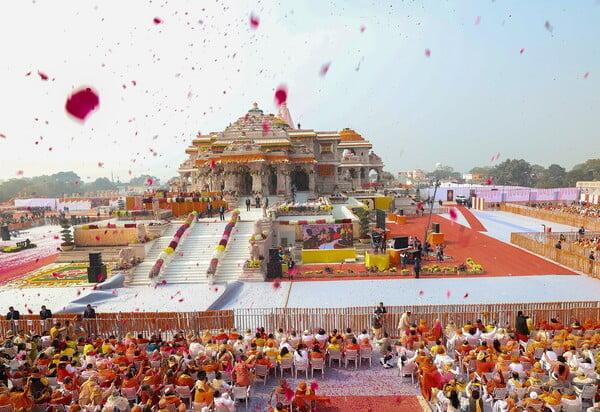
[0,0,598,184]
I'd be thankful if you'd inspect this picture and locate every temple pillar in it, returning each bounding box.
[308,171,316,194]
[252,174,262,193]
[277,168,287,195]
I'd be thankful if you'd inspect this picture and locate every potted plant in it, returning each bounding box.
[354,207,371,244]
[59,215,75,251]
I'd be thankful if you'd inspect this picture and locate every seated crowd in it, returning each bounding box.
[0,323,394,412]
[529,202,600,218]
[397,315,600,412]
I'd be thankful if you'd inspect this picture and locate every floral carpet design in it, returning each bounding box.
[5,263,112,288]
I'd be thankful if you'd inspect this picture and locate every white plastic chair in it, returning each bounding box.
[311,357,325,378]
[580,384,597,408]
[279,357,293,377]
[232,385,251,408]
[192,401,210,411]
[327,349,342,367]
[359,347,372,368]
[294,358,309,379]
[398,361,417,384]
[120,386,138,404]
[254,363,270,384]
[0,405,16,412]
[175,385,193,408]
[345,350,358,369]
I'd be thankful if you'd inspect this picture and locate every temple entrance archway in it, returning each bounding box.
[268,169,278,195]
[237,167,252,195]
[291,169,309,191]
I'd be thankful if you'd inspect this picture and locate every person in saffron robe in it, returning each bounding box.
[419,358,442,401]
[293,381,331,412]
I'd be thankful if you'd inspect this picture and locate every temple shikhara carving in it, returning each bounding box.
[176,103,384,195]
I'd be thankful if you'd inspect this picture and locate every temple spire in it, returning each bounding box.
[277,102,294,129]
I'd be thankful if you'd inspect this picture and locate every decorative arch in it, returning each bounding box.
[291,168,309,191]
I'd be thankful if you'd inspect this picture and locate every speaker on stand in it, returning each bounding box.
[0,225,10,241]
[432,223,440,233]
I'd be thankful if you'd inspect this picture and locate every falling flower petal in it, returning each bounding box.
[475,16,481,25]
[320,62,331,77]
[249,13,260,29]
[162,280,167,284]
[519,48,525,54]
[583,72,590,79]
[446,290,451,298]
[424,49,431,57]
[274,85,287,107]
[486,177,493,185]
[544,20,553,33]
[464,293,469,298]
[38,71,49,80]
[178,298,184,302]
[419,290,424,295]
[146,178,154,186]
[65,87,100,121]
[27,308,33,314]
[360,25,366,33]
[449,208,458,221]
[153,17,163,24]
[16,170,24,176]
[272,281,281,290]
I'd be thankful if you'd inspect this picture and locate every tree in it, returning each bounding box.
[84,177,117,192]
[427,165,461,182]
[469,166,493,175]
[129,174,160,186]
[536,164,566,188]
[491,159,534,187]
[565,158,600,186]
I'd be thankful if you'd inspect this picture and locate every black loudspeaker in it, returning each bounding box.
[266,261,282,279]
[0,225,9,241]
[375,209,386,230]
[89,252,103,267]
[393,236,409,249]
[87,265,107,283]
[432,223,440,233]
[398,209,404,216]
[269,248,280,262]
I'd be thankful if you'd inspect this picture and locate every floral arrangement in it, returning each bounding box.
[149,212,197,280]
[206,209,240,280]
[246,259,262,269]
[249,231,269,241]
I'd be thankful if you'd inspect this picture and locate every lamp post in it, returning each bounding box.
[418,179,441,279]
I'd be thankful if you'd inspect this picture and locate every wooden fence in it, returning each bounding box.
[511,232,600,277]
[3,303,598,339]
[501,203,600,232]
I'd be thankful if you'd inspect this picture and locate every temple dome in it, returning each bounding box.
[339,128,365,142]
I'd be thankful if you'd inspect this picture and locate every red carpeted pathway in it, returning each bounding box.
[386,214,576,277]
[456,205,487,232]
[319,395,425,411]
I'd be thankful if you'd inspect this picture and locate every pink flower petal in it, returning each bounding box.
[153,17,163,25]
[446,290,451,298]
[97,162,104,168]
[274,85,287,107]
[249,13,260,29]
[38,71,49,81]
[486,177,493,185]
[519,48,525,54]
[419,290,424,295]
[27,308,33,314]
[146,178,154,186]
[16,170,24,176]
[584,72,590,79]
[360,25,366,33]
[320,62,331,77]
[475,16,481,25]
[464,293,469,298]
[162,280,167,284]
[178,298,184,302]
[544,20,553,33]
[449,208,458,221]
[424,49,431,57]
[272,281,281,290]
[65,87,100,121]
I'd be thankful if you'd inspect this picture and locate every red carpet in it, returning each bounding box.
[386,215,576,277]
[319,395,425,411]
[457,205,487,231]
[0,253,59,285]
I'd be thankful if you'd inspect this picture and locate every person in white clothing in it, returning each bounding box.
[356,329,371,344]
[301,330,314,346]
[213,390,236,412]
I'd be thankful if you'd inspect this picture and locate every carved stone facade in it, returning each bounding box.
[176,103,384,195]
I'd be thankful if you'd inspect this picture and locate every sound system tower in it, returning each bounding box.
[432,223,440,233]
[268,248,280,262]
[0,225,9,241]
[392,236,409,250]
[267,261,282,279]
[87,252,106,283]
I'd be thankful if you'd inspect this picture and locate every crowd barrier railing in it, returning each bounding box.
[501,203,600,232]
[2,303,598,340]
[511,232,600,277]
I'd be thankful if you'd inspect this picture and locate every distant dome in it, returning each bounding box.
[339,128,365,142]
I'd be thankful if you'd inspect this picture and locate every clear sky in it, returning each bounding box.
[0,0,598,183]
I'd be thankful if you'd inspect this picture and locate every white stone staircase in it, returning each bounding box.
[158,220,228,284]
[128,224,179,286]
[213,221,255,283]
